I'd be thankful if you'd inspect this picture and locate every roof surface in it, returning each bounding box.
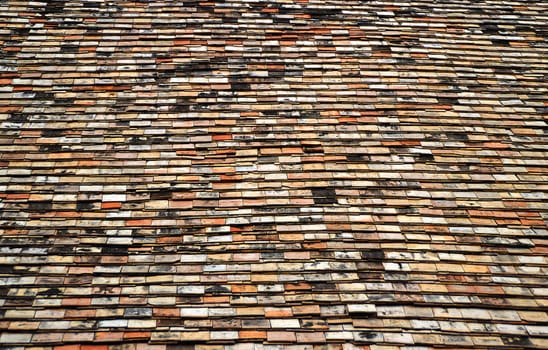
[1,0,547,349]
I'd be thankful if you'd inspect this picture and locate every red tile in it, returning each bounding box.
[101,202,122,209]
[94,332,124,342]
[212,134,232,141]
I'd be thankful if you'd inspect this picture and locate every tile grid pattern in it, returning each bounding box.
[1,0,547,349]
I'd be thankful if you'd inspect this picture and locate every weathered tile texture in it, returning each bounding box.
[0,0,547,349]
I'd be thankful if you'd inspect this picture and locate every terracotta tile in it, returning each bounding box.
[125,219,152,226]
[94,332,124,342]
[231,284,257,293]
[101,202,122,209]
[296,332,326,343]
[55,346,81,350]
[265,307,293,318]
[239,330,267,340]
[267,331,297,342]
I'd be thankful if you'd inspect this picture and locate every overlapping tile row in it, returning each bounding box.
[1,0,547,348]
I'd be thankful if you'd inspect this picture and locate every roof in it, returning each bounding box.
[1,0,547,349]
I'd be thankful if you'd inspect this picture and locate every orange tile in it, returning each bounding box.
[94,332,124,342]
[239,330,267,339]
[125,219,152,226]
[123,331,151,340]
[265,307,293,318]
[101,202,122,209]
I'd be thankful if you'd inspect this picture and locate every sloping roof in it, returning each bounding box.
[1,0,547,349]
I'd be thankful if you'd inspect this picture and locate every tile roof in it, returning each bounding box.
[1,0,547,348]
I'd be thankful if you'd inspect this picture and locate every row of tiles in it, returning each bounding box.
[1,331,547,348]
